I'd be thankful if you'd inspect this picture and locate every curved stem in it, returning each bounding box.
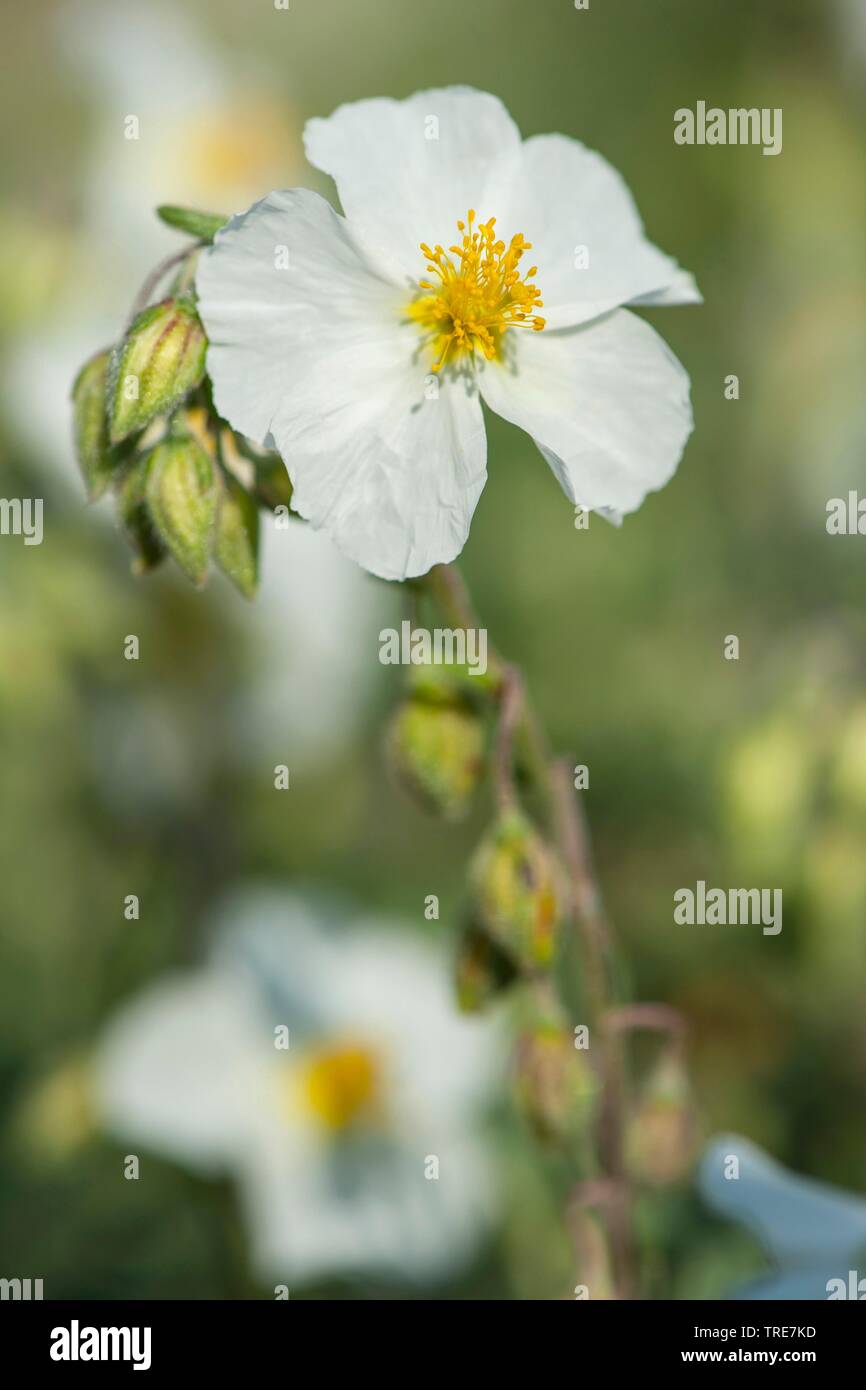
[126,243,204,327]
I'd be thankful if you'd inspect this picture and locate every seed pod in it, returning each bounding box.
[387,692,485,820]
[108,297,207,443]
[471,811,562,970]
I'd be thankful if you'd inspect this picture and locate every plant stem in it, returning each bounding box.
[424,561,638,1297]
[126,243,204,327]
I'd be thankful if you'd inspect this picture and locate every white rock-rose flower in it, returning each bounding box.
[197,87,699,581]
[94,889,502,1286]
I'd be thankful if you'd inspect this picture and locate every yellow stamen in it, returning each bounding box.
[300,1042,381,1133]
[408,209,546,372]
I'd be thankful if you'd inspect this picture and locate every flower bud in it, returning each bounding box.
[454,922,517,1012]
[116,455,166,575]
[108,297,207,443]
[215,474,259,599]
[626,1049,697,1186]
[144,431,218,585]
[471,811,562,970]
[387,692,485,820]
[513,994,597,1144]
[71,348,115,499]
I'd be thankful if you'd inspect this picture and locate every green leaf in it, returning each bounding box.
[116,455,166,574]
[145,435,218,585]
[156,205,227,241]
[71,349,115,499]
[215,475,259,598]
[108,297,207,444]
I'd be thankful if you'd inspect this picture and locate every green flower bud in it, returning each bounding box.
[216,474,259,599]
[387,692,485,820]
[116,455,166,575]
[144,432,218,585]
[625,1050,697,1186]
[454,922,518,1012]
[108,297,207,443]
[513,994,597,1145]
[155,205,227,242]
[471,811,562,970]
[71,349,115,499]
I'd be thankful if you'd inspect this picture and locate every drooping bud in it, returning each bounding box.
[108,297,207,443]
[155,205,226,241]
[471,811,562,970]
[144,431,218,585]
[387,691,486,820]
[71,349,115,499]
[626,1048,698,1186]
[215,474,259,599]
[513,991,597,1144]
[454,921,518,1012]
[116,455,166,575]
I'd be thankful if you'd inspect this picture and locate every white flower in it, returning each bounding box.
[197,86,699,581]
[94,889,502,1287]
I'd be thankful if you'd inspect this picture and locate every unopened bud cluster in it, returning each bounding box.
[70,207,291,596]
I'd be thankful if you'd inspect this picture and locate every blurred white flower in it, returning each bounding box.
[94,889,502,1286]
[198,86,698,580]
[6,0,302,492]
[235,515,386,771]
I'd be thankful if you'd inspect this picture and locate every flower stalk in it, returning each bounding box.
[421,560,684,1299]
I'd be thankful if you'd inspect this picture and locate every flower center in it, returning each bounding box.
[409,210,546,372]
[299,1041,381,1133]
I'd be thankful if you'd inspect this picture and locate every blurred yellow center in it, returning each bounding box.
[180,106,296,202]
[300,1043,381,1132]
[409,210,546,372]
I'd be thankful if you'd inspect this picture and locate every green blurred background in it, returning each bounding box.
[1,0,864,1299]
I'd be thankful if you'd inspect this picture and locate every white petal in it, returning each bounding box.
[269,333,487,581]
[198,187,487,580]
[196,187,405,446]
[333,926,503,1127]
[304,86,521,274]
[485,133,700,327]
[479,310,693,515]
[240,1132,496,1285]
[93,969,269,1172]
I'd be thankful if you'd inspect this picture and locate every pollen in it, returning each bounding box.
[408,209,546,372]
